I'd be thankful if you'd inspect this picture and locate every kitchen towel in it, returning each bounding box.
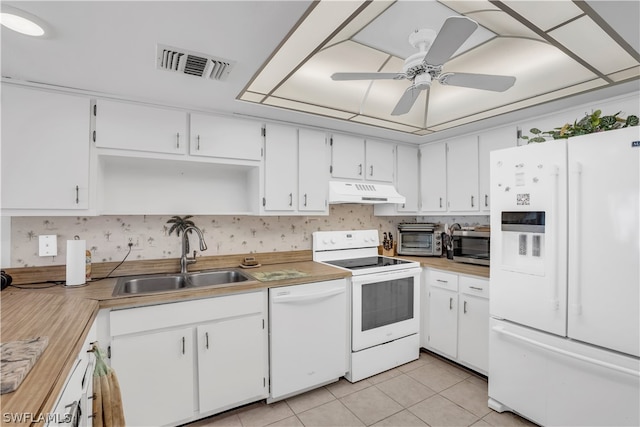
[251,269,310,281]
[0,337,49,394]
[91,343,125,427]
[66,239,86,286]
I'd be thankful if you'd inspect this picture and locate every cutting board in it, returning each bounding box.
[1,337,49,394]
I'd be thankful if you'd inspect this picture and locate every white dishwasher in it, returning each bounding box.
[268,279,348,402]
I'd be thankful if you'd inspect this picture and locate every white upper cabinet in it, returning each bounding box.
[95,99,188,155]
[365,139,394,182]
[298,129,329,213]
[395,145,419,212]
[1,84,91,212]
[263,124,298,212]
[478,126,517,212]
[331,134,365,180]
[190,114,263,161]
[446,136,479,212]
[419,142,447,212]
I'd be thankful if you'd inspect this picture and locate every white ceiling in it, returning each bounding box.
[2,1,639,144]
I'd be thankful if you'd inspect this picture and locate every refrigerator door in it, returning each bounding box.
[567,126,640,357]
[490,141,568,336]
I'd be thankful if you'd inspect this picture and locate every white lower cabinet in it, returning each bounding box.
[110,291,268,426]
[423,269,489,374]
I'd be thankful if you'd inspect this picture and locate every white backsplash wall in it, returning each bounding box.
[9,205,406,267]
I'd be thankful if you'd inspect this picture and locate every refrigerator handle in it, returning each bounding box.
[492,325,639,377]
[569,162,583,315]
[549,165,560,311]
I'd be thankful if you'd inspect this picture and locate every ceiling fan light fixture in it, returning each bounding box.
[0,6,48,37]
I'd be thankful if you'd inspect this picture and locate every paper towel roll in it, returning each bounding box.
[66,240,86,286]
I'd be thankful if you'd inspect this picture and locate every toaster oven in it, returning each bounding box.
[397,223,442,257]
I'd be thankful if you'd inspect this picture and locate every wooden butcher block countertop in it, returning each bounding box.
[0,292,99,426]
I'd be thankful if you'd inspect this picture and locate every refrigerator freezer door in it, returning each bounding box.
[490,141,568,336]
[567,126,640,357]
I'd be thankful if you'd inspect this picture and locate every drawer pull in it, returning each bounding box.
[469,286,484,291]
[437,279,448,283]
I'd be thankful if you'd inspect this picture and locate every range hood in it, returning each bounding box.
[328,181,406,204]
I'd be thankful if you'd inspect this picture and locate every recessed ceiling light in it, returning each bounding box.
[0,6,47,37]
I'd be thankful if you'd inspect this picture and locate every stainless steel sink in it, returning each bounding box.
[112,269,251,296]
[188,270,249,287]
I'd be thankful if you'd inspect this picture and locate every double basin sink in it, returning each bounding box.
[112,269,252,296]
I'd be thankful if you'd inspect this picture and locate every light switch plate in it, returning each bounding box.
[39,235,58,256]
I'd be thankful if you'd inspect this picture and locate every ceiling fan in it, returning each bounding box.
[331,16,516,116]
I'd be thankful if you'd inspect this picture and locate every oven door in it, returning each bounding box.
[351,267,421,352]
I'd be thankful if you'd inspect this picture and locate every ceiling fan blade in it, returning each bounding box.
[331,72,405,81]
[391,85,425,116]
[424,16,478,66]
[440,72,516,92]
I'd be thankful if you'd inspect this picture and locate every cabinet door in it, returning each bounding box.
[331,134,365,180]
[1,85,90,210]
[447,136,479,211]
[263,124,297,211]
[458,294,489,373]
[190,114,263,161]
[298,129,328,212]
[95,99,187,154]
[419,142,447,212]
[396,145,419,212]
[365,140,394,182]
[198,314,266,414]
[428,287,458,358]
[478,126,516,212]
[111,327,194,426]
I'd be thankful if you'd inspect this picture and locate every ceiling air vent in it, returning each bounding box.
[156,44,235,81]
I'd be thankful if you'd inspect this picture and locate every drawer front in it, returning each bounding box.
[428,270,458,291]
[110,291,264,336]
[460,276,489,298]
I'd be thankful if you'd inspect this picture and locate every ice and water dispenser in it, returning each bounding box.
[500,211,546,275]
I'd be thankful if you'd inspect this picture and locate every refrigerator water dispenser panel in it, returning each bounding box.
[501,211,546,275]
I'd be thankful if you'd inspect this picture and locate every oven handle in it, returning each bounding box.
[272,287,345,303]
[350,267,422,284]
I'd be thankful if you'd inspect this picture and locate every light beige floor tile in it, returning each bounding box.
[465,374,488,390]
[372,410,428,427]
[236,401,294,427]
[286,387,336,414]
[375,374,436,407]
[429,357,472,379]
[326,378,372,399]
[471,419,492,427]
[396,356,429,373]
[367,368,402,385]
[185,412,242,427]
[481,410,539,426]
[440,379,492,418]
[340,386,404,426]
[405,362,466,392]
[409,394,479,426]
[266,415,304,427]
[296,400,365,427]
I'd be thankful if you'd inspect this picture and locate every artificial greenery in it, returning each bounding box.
[521,110,639,143]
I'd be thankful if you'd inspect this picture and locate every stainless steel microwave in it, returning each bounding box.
[397,223,442,257]
[452,230,490,266]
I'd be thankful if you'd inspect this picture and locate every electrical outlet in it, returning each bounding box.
[39,235,58,256]
[124,234,145,250]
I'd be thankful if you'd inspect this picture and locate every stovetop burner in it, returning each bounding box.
[324,256,412,271]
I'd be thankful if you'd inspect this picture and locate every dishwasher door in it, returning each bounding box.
[268,279,348,402]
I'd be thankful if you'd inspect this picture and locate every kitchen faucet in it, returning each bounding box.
[180,226,208,274]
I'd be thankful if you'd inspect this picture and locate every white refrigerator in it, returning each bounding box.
[488,126,640,426]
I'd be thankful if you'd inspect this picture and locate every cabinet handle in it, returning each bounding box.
[370,165,374,176]
[205,332,209,349]
[181,337,185,354]
[75,185,79,204]
[289,193,293,206]
[176,132,180,149]
[436,279,448,284]
[197,135,201,151]
[464,300,468,314]
[304,193,308,207]
[449,297,453,310]
[358,164,363,175]
[469,286,484,291]
[471,195,474,207]
[484,194,489,207]
[439,197,442,208]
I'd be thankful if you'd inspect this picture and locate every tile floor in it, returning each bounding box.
[185,351,537,427]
